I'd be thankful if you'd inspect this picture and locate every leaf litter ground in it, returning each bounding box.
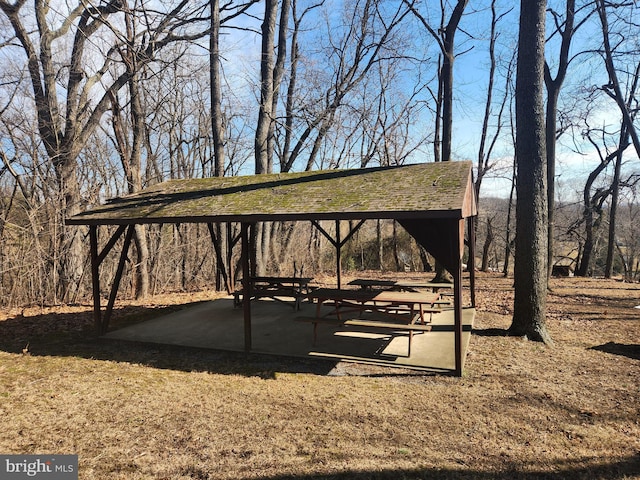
[0,273,638,479]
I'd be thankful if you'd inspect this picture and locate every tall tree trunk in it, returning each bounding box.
[254,0,280,275]
[281,0,299,173]
[510,0,552,344]
[481,218,494,272]
[210,0,225,178]
[255,0,278,175]
[109,5,150,299]
[210,0,232,292]
[576,204,596,277]
[433,58,443,163]
[440,0,468,164]
[267,0,290,164]
[575,130,620,277]
[545,88,559,282]
[605,129,626,278]
[502,94,518,278]
[475,0,498,202]
[408,0,467,283]
[392,221,401,271]
[56,160,84,302]
[544,0,575,282]
[262,0,290,275]
[596,0,640,277]
[127,37,150,299]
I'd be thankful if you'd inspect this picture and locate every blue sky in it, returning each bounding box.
[301,0,634,200]
[1,0,637,202]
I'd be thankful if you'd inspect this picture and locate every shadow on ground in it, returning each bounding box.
[591,341,640,361]
[0,304,448,378]
[0,304,341,378]
[201,454,640,480]
[471,327,510,337]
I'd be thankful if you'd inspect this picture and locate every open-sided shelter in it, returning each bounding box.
[67,161,477,376]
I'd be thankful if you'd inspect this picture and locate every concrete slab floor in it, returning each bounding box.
[104,297,475,374]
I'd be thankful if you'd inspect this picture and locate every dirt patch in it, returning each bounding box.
[0,273,638,479]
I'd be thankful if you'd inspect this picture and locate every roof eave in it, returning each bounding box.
[65,208,467,227]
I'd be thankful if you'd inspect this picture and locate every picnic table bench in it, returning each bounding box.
[348,278,454,293]
[295,316,432,357]
[234,276,313,310]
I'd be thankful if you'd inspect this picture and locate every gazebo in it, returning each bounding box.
[67,161,477,376]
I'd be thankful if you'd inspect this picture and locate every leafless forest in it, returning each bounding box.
[0,0,639,308]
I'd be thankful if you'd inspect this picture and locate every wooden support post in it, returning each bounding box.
[89,225,131,334]
[241,222,252,352]
[102,225,134,334]
[468,216,477,308]
[89,226,101,332]
[454,219,464,377]
[454,263,463,377]
[335,220,342,289]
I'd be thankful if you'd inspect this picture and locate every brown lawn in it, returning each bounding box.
[0,272,638,479]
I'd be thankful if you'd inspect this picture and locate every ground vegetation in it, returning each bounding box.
[0,272,637,479]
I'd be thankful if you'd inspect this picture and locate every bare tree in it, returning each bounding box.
[404,0,468,283]
[475,1,513,203]
[279,0,324,173]
[264,0,415,275]
[510,0,552,343]
[595,0,640,159]
[253,0,289,275]
[210,0,259,178]
[282,0,413,173]
[615,185,640,281]
[0,0,209,301]
[255,0,280,175]
[543,0,595,281]
[209,0,258,291]
[594,0,640,277]
[405,0,469,163]
[574,118,634,277]
[211,0,226,179]
[605,116,637,278]
[107,2,151,298]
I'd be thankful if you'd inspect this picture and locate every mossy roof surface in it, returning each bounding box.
[67,161,476,225]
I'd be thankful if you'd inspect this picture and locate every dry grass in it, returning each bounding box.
[0,273,638,479]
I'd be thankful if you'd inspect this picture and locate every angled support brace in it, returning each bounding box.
[97,225,128,264]
[89,224,134,334]
[311,219,366,288]
[102,225,134,334]
[207,223,231,293]
[311,219,366,248]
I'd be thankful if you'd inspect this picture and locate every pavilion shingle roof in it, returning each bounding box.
[66,161,476,225]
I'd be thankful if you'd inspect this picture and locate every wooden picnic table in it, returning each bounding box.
[234,276,313,310]
[306,288,441,325]
[348,278,453,293]
[298,288,442,356]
